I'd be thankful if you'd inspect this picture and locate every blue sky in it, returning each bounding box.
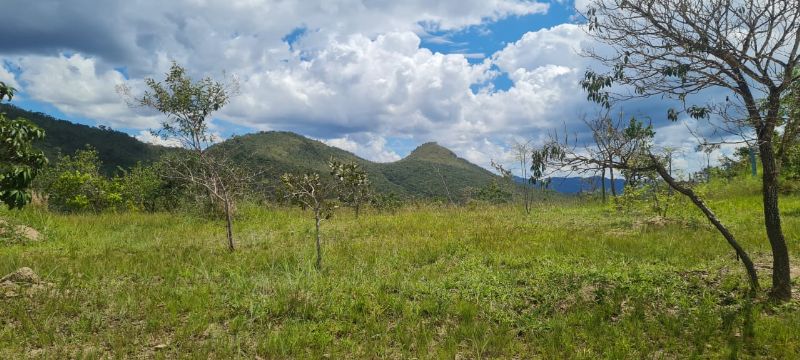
[0,0,731,172]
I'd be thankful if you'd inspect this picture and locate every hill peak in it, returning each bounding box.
[407,142,458,161]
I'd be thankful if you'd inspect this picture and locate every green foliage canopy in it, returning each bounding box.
[0,82,47,209]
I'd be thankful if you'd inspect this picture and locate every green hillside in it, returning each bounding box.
[0,104,167,174]
[1,105,497,197]
[215,131,497,198]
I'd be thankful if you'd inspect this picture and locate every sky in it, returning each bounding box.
[0,0,737,175]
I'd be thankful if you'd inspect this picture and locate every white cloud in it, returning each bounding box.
[9,53,158,129]
[0,64,20,89]
[0,1,730,174]
[135,130,183,147]
[323,134,402,162]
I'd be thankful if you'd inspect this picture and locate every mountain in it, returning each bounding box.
[215,132,497,198]
[4,104,611,197]
[1,104,168,174]
[515,175,625,194]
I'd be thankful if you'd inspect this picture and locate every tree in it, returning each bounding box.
[329,159,372,218]
[0,82,47,209]
[532,117,761,295]
[511,140,536,213]
[37,147,123,213]
[584,112,626,201]
[125,62,245,251]
[281,173,335,270]
[581,0,800,301]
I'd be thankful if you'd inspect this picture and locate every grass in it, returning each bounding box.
[1,180,800,358]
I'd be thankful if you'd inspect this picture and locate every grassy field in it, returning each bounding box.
[2,180,800,358]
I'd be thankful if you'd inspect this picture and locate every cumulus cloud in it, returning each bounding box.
[135,130,183,148]
[0,64,20,89]
[322,134,402,162]
[0,0,728,174]
[8,53,159,128]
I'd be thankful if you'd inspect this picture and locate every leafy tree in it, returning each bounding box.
[474,178,513,203]
[127,62,246,251]
[0,82,47,209]
[329,159,372,218]
[115,161,177,212]
[38,147,123,212]
[580,0,799,300]
[281,173,335,270]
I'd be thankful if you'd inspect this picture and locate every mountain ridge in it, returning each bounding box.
[4,104,619,198]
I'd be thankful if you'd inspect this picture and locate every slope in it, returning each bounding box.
[214,132,497,198]
[0,104,168,174]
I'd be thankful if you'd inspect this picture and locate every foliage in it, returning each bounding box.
[130,62,233,151]
[329,159,372,217]
[371,192,403,213]
[281,172,336,269]
[0,104,168,174]
[131,62,243,250]
[215,132,497,199]
[467,179,513,204]
[36,147,124,213]
[1,181,799,357]
[0,82,48,209]
[115,161,185,212]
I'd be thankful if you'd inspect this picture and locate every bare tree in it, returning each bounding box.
[122,62,245,251]
[433,165,455,205]
[581,0,800,300]
[281,173,335,270]
[511,140,535,213]
[584,111,627,201]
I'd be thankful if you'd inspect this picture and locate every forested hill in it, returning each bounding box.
[214,131,498,198]
[0,104,168,174]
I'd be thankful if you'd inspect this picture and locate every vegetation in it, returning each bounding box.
[329,159,372,218]
[0,82,47,209]
[1,1,798,356]
[218,133,497,200]
[0,104,167,174]
[1,177,799,358]
[280,172,336,270]
[580,0,800,301]
[131,62,248,251]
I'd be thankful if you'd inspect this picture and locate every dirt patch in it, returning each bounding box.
[0,267,54,299]
[1,267,40,284]
[0,219,41,242]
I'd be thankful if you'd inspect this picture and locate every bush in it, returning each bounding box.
[36,147,182,213]
[36,147,123,212]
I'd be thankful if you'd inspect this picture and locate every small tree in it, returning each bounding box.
[0,82,47,209]
[329,159,371,218]
[511,140,536,213]
[281,173,335,270]
[125,62,245,251]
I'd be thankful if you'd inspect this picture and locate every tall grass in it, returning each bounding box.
[1,184,798,358]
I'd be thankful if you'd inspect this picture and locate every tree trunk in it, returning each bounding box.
[355,203,360,218]
[650,154,760,295]
[601,166,607,203]
[314,210,322,271]
[758,138,792,301]
[224,196,235,252]
[609,166,617,197]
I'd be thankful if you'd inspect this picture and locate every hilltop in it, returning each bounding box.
[215,132,497,198]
